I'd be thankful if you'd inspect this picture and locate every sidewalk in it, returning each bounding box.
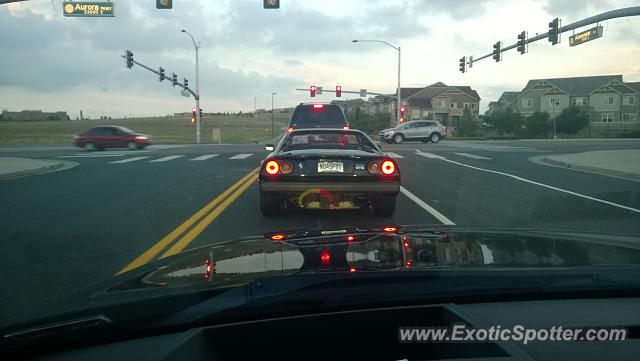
[0,157,75,180]
[542,150,640,180]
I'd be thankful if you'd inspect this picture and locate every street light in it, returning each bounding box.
[271,92,277,137]
[551,98,559,139]
[352,39,401,126]
[181,29,201,144]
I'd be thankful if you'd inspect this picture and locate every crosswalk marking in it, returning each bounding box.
[110,156,150,164]
[415,150,446,159]
[190,154,219,161]
[229,153,253,160]
[385,152,404,159]
[150,155,184,163]
[454,152,491,160]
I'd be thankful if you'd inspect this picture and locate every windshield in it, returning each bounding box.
[290,104,347,128]
[1,0,639,329]
[280,131,376,151]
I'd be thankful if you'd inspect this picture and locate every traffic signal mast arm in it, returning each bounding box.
[121,52,198,100]
[295,88,398,99]
[463,6,640,68]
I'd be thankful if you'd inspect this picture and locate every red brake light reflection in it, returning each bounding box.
[205,258,212,279]
[320,249,331,266]
[346,235,355,242]
[312,104,324,109]
[271,234,285,241]
[343,126,349,130]
[383,226,397,233]
[287,127,294,133]
[349,266,356,273]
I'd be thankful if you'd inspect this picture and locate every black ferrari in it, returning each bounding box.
[259,128,400,217]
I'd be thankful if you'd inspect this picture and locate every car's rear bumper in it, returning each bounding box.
[260,181,400,195]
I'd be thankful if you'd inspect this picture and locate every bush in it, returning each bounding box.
[455,107,478,137]
[618,129,640,138]
[345,109,390,134]
[556,106,589,137]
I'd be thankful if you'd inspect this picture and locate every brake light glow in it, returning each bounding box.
[280,161,294,175]
[320,249,331,266]
[404,241,410,248]
[265,160,279,175]
[346,235,356,242]
[349,266,356,273]
[406,260,411,268]
[271,234,285,241]
[287,127,294,133]
[205,258,212,279]
[383,226,397,233]
[343,126,349,130]
[381,160,395,175]
[312,104,324,109]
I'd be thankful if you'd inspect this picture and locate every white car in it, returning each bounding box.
[379,120,447,144]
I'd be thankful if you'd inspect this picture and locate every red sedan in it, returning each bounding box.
[73,126,151,151]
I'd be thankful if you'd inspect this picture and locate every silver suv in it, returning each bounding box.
[379,120,447,144]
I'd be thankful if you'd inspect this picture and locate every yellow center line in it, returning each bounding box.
[117,167,259,275]
[160,172,259,258]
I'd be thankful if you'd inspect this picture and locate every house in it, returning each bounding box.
[487,91,519,114]
[331,98,374,115]
[505,75,640,135]
[397,82,481,128]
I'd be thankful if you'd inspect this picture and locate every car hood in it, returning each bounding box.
[108,226,640,291]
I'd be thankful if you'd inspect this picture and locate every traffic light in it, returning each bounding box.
[399,106,406,122]
[125,50,133,68]
[335,85,342,97]
[159,67,165,82]
[548,18,560,45]
[310,85,316,97]
[156,0,172,9]
[183,78,189,89]
[171,73,178,86]
[492,42,501,62]
[191,107,197,124]
[199,108,203,118]
[517,31,527,54]
[263,0,279,9]
[459,56,466,73]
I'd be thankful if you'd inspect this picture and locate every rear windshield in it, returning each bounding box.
[280,131,376,152]
[290,105,347,128]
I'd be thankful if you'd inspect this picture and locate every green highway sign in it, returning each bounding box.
[569,26,603,47]
[63,1,114,17]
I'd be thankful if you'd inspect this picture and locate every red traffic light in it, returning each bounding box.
[336,85,342,97]
[399,107,406,114]
[310,85,316,97]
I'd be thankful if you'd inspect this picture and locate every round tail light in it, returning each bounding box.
[381,160,395,175]
[265,160,279,175]
[280,161,294,174]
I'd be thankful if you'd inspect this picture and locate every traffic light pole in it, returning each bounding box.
[464,6,640,67]
[195,44,201,144]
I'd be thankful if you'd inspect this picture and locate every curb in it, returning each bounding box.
[0,160,78,180]
[541,157,640,181]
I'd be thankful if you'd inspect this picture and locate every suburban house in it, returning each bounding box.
[501,74,640,135]
[398,82,481,127]
[331,82,481,130]
[487,91,520,114]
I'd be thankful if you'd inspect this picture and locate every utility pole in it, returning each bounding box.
[181,29,201,144]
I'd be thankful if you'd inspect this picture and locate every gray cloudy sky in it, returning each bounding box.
[1,0,638,119]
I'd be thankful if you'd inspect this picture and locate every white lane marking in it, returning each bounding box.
[109,156,150,164]
[149,155,184,163]
[385,152,404,159]
[454,152,491,160]
[190,154,219,161]
[58,154,126,158]
[229,153,253,160]
[417,150,640,215]
[415,150,446,159]
[400,187,456,225]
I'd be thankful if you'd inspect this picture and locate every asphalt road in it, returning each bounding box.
[1,139,640,325]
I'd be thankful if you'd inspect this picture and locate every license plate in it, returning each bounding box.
[318,161,344,173]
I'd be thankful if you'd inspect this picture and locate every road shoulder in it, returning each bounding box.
[0,157,78,180]
[530,150,640,182]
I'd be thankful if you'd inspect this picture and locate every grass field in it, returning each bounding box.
[0,113,291,146]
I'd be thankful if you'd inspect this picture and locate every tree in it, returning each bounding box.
[456,107,478,137]
[485,108,523,136]
[555,106,589,137]
[523,111,550,138]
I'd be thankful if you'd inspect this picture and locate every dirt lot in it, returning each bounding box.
[0,113,290,146]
